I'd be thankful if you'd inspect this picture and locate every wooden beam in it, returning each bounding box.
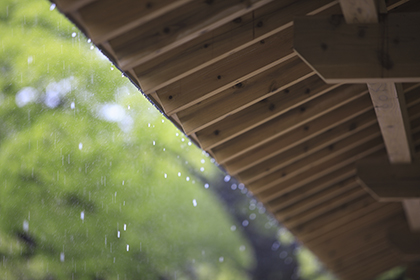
[228,109,377,175]
[369,82,414,162]
[214,92,372,165]
[179,59,316,135]
[403,199,420,233]
[111,0,274,70]
[267,164,356,211]
[357,158,420,201]
[388,224,420,260]
[132,0,337,93]
[257,139,385,202]
[201,83,367,151]
[238,118,378,183]
[80,0,194,44]
[156,29,297,115]
[53,0,97,13]
[294,13,420,83]
[251,128,381,193]
[336,0,420,233]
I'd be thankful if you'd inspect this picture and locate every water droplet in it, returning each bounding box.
[23,220,29,232]
[188,141,191,146]
[239,245,246,251]
[110,67,114,70]
[192,199,197,207]
[249,213,256,220]
[124,224,126,231]
[152,141,155,145]
[127,105,130,110]
[238,183,245,190]
[80,211,85,221]
[87,39,91,43]
[126,245,129,251]
[70,102,75,109]
[279,251,288,259]
[186,177,190,181]
[230,225,236,231]
[164,173,167,178]
[242,220,249,227]
[224,175,231,182]
[178,172,181,177]
[60,252,65,262]
[200,167,204,172]
[78,143,83,150]
[49,3,56,10]
[117,231,121,238]
[161,119,164,123]
[231,184,237,190]
[90,45,94,50]
[204,183,209,189]
[71,32,77,38]
[219,257,224,262]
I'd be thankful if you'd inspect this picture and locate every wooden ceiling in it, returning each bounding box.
[53,0,420,279]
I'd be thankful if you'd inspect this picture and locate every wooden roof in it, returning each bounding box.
[53,0,420,279]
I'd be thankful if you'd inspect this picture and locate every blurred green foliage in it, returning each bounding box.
[0,1,253,279]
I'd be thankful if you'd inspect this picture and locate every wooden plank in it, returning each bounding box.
[178,62,319,135]
[133,0,337,93]
[298,202,403,245]
[111,0,274,70]
[79,0,194,43]
[338,0,378,23]
[227,109,377,175]
[155,28,297,115]
[339,253,401,280]
[403,199,420,232]
[369,82,414,162]
[54,0,96,13]
[256,139,385,201]
[237,116,378,182]
[197,75,352,150]
[293,13,420,83]
[248,124,381,190]
[357,158,420,201]
[212,86,370,163]
[267,164,357,212]
[275,182,366,227]
[308,213,406,263]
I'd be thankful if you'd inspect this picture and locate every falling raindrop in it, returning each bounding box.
[177,172,181,177]
[230,225,236,231]
[71,102,75,109]
[87,39,91,43]
[200,167,204,172]
[126,245,129,252]
[192,199,197,207]
[23,220,29,232]
[239,245,246,251]
[49,3,56,10]
[204,183,209,189]
[164,174,167,178]
[127,105,130,110]
[186,177,190,181]
[124,224,126,231]
[117,231,120,238]
[80,211,85,221]
[224,175,231,182]
[71,32,77,38]
[78,143,83,150]
[219,257,224,263]
[60,252,65,262]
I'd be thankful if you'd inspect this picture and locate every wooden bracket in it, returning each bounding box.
[294,13,420,83]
